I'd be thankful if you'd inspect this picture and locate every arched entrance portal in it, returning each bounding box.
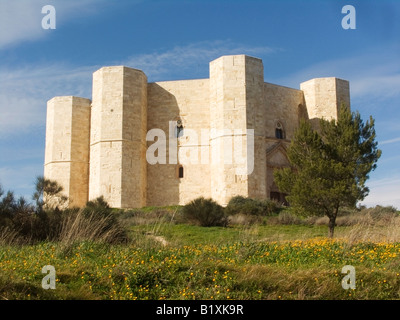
[266,142,290,206]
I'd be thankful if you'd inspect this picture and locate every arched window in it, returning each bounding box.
[176,119,184,138]
[275,122,284,139]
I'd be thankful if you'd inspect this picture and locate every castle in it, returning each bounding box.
[44,55,350,209]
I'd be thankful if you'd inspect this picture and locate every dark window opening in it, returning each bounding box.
[275,122,285,139]
[176,119,184,138]
[178,166,184,178]
[176,126,184,138]
[275,128,284,139]
[270,192,288,206]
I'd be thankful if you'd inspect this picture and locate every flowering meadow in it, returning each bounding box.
[1,232,399,300]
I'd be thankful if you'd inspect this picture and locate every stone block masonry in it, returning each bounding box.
[44,96,91,208]
[44,55,350,208]
[89,67,147,209]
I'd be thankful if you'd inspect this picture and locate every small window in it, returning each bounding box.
[176,119,184,138]
[275,122,284,139]
[178,166,184,178]
[275,128,283,139]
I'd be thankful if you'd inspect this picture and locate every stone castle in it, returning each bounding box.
[44,55,350,208]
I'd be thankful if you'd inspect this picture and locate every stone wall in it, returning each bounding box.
[147,79,211,206]
[262,82,305,200]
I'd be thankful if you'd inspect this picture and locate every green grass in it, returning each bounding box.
[1,214,400,300]
[130,223,330,246]
[0,236,399,300]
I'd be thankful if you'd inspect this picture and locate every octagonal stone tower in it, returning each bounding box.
[44,96,91,208]
[300,77,350,122]
[89,66,147,208]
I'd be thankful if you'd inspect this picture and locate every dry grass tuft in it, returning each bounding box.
[58,210,128,245]
[0,227,23,246]
[344,216,400,244]
[228,214,262,226]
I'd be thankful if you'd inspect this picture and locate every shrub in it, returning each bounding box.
[0,192,128,244]
[182,197,227,227]
[225,196,280,217]
[33,176,68,212]
[305,205,399,227]
[0,226,21,245]
[277,211,302,225]
[365,205,398,219]
[64,196,129,244]
[228,213,262,225]
[58,209,128,245]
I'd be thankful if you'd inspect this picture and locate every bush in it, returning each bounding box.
[225,196,280,217]
[228,213,262,225]
[58,209,128,245]
[58,196,128,244]
[365,205,398,218]
[182,197,227,227]
[277,211,302,225]
[0,192,128,244]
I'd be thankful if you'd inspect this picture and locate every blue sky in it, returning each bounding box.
[0,0,399,208]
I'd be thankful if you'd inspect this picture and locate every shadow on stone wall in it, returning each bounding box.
[146,83,181,206]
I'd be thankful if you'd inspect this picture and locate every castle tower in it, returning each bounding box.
[89,66,147,208]
[209,55,265,205]
[300,77,350,123]
[243,56,267,200]
[44,96,91,207]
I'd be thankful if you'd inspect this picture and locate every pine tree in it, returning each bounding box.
[274,106,381,238]
[33,176,68,212]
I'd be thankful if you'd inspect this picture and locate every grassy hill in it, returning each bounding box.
[0,205,399,300]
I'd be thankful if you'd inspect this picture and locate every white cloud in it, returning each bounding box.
[0,0,109,49]
[0,63,96,137]
[361,177,400,209]
[380,137,400,145]
[124,40,278,81]
[273,47,400,101]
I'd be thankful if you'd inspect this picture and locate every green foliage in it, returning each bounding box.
[182,197,227,227]
[79,196,128,244]
[225,196,280,216]
[32,176,69,214]
[0,180,127,244]
[274,106,381,237]
[83,196,112,221]
[277,211,302,225]
[0,178,66,242]
[0,183,35,234]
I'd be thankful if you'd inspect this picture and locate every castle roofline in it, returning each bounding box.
[93,65,147,77]
[301,77,349,84]
[48,96,91,102]
[212,53,262,59]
